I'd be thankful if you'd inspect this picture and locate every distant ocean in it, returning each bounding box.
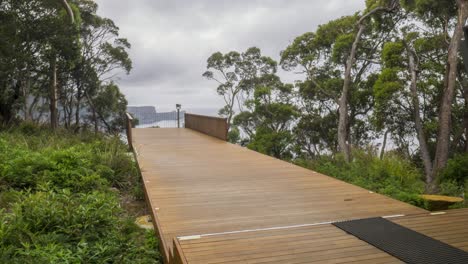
[127,106,221,128]
[157,107,219,117]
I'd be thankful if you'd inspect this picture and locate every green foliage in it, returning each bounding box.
[300,150,427,207]
[0,129,136,192]
[204,47,277,126]
[381,42,405,68]
[227,126,241,143]
[248,128,294,160]
[441,153,468,189]
[0,0,131,131]
[92,82,129,134]
[0,127,159,263]
[374,68,403,102]
[0,190,160,263]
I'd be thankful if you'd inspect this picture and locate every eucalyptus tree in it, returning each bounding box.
[336,0,400,161]
[373,0,468,192]
[233,74,298,159]
[374,29,447,190]
[0,0,131,133]
[404,0,468,192]
[40,0,81,129]
[73,0,132,129]
[0,0,79,126]
[203,47,277,130]
[280,3,395,159]
[406,0,468,191]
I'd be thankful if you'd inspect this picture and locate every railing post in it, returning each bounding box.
[125,112,134,150]
[176,104,181,128]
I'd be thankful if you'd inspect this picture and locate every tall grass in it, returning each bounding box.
[297,150,427,207]
[0,124,160,263]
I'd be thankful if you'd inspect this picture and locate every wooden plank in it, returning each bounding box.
[179,210,468,263]
[132,128,428,263]
[184,113,228,140]
[391,210,468,251]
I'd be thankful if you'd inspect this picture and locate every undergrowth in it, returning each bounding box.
[0,124,160,263]
[297,150,427,208]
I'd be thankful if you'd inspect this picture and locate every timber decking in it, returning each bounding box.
[132,128,429,263]
[179,209,468,264]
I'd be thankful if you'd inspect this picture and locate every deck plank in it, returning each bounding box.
[133,128,430,263]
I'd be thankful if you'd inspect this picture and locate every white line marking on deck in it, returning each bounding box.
[382,214,405,219]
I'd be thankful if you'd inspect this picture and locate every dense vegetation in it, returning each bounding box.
[2,1,468,261]
[0,0,130,133]
[0,125,160,263]
[205,0,468,204]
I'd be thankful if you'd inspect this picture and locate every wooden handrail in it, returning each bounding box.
[184,113,228,141]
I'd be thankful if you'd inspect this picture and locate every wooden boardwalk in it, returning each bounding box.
[131,128,466,263]
[179,208,468,264]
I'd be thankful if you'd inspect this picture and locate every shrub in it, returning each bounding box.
[300,149,426,207]
[0,130,137,193]
[0,126,160,263]
[441,153,468,188]
[0,190,160,263]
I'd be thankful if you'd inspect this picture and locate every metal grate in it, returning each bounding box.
[333,217,468,264]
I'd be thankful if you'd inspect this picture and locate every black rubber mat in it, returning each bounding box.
[333,217,468,264]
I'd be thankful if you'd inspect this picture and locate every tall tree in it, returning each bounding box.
[0,0,131,132]
[374,30,447,190]
[203,47,277,130]
[337,0,400,161]
[233,74,298,158]
[431,0,468,192]
[281,13,384,158]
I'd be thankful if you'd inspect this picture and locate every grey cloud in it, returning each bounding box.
[95,0,364,113]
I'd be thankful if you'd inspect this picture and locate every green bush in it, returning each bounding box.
[0,190,160,263]
[0,126,160,263]
[440,153,468,193]
[299,150,426,207]
[0,130,138,193]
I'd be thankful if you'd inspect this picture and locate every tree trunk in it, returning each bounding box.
[29,95,40,123]
[339,24,365,162]
[85,90,113,133]
[463,82,468,152]
[22,68,31,121]
[75,82,81,128]
[49,58,58,129]
[430,0,468,193]
[337,4,397,162]
[60,0,75,24]
[92,107,98,134]
[75,88,81,129]
[408,48,433,189]
[380,129,389,160]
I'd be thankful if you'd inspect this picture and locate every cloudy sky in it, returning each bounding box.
[95,0,364,113]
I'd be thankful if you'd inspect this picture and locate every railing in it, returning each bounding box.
[133,111,185,128]
[184,113,228,141]
[125,112,134,150]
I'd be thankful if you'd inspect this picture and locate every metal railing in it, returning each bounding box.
[125,105,229,142]
[126,105,185,128]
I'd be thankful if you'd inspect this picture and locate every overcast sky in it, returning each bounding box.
[95,0,364,113]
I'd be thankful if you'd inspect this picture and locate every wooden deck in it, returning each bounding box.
[178,208,468,263]
[131,128,467,263]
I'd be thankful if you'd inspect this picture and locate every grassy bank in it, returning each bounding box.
[0,124,160,263]
[297,150,467,210]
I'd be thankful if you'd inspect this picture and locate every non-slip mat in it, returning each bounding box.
[333,217,468,264]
